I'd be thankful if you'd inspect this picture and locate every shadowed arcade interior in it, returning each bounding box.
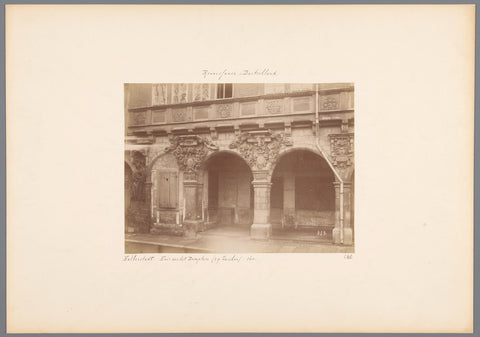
[270,150,335,238]
[204,152,254,228]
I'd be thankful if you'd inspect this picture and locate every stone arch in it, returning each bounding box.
[269,147,336,231]
[149,153,178,175]
[147,150,177,181]
[201,149,252,172]
[201,150,254,227]
[270,145,330,182]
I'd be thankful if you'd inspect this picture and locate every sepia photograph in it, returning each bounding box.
[6,4,474,333]
[124,83,355,253]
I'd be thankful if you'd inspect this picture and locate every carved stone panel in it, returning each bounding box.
[229,130,293,170]
[130,111,147,126]
[172,108,188,122]
[320,95,339,110]
[172,83,187,103]
[192,84,210,101]
[217,104,233,118]
[264,99,284,114]
[165,135,219,174]
[152,84,168,105]
[329,133,354,169]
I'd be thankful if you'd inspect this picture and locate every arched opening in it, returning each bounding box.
[203,152,253,228]
[270,149,335,238]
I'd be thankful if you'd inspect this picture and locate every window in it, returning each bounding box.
[216,83,233,99]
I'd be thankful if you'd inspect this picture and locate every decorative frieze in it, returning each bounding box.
[171,84,187,104]
[172,108,188,122]
[192,84,210,101]
[264,99,284,114]
[328,133,354,169]
[165,135,219,174]
[130,111,147,126]
[229,130,293,170]
[321,95,339,110]
[152,84,168,105]
[217,104,233,118]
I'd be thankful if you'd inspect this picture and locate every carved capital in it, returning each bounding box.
[328,133,354,170]
[165,135,218,173]
[229,129,292,170]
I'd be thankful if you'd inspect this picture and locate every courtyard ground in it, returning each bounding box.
[125,225,354,254]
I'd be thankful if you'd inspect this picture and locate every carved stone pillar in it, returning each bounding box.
[183,176,201,221]
[332,181,353,245]
[228,130,293,239]
[183,175,203,237]
[165,135,218,236]
[251,171,272,239]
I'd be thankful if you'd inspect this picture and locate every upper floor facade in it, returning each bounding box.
[125,83,354,136]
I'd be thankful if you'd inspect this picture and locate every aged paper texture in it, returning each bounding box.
[6,4,474,333]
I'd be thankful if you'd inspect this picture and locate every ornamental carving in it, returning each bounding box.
[165,135,218,173]
[229,130,293,170]
[130,151,146,201]
[192,83,210,101]
[217,104,233,118]
[172,84,187,103]
[172,108,187,122]
[329,133,354,169]
[152,84,168,105]
[265,99,283,114]
[130,111,146,126]
[321,96,338,110]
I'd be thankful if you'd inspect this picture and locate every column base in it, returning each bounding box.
[250,223,272,240]
[332,227,353,245]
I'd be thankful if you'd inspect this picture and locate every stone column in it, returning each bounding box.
[251,171,272,239]
[332,181,353,245]
[183,172,203,236]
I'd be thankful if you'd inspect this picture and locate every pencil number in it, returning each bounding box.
[344,254,353,260]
